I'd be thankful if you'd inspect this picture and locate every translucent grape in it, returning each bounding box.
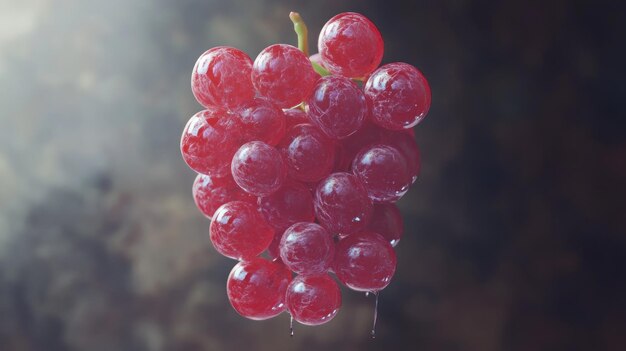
[307,76,367,139]
[227,258,292,320]
[236,97,286,146]
[231,141,286,196]
[333,231,396,292]
[286,274,341,325]
[318,12,384,78]
[180,109,243,176]
[314,172,373,235]
[191,47,255,109]
[192,173,255,219]
[365,62,431,130]
[278,123,335,182]
[252,44,318,108]
[279,222,334,275]
[352,144,412,202]
[209,201,274,260]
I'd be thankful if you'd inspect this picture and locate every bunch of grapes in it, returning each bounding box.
[181,11,431,334]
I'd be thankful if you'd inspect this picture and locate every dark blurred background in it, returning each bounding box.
[1,0,625,350]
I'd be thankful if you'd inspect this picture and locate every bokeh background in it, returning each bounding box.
[1,0,625,350]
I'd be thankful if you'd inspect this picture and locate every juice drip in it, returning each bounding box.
[371,291,379,338]
[290,314,294,337]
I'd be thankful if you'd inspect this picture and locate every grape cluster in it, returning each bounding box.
[181,11,431,331]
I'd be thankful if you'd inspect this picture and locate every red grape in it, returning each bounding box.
[367,203,404,247]
[318,12,384,78]
[236,97,286,146]
[231,141,286,196]
[279,222,334,275]
[307,76,367,139]
[258,180,315,234]
[333,231,396,292]
[252,44,318,108]
[180,109,243,176]
[314,172,373,235]
[352,144,411,202]
[365,62,431,130]
[209,201,274,260]
[278,123,335,182]
[192,173,255,219]
[191,47,255,109]
[286,274,341,325]
[227,258,292,320]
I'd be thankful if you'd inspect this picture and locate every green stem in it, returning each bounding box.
[289,12,309,57]
[290,11,331,76]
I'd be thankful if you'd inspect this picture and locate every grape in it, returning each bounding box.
[258,180,315,234]
[278,123,335,182]
[252,44,319,108]
[307,75,367,139]
[365,62,431,130]
[367,203,404,247]
[279,222,334,275]
[227,258,292,320]
[379,130,421,183]
[286,274,341,325]
[231,141,286,196]
[283,108,310,130]
[191,47,255,109]
[192,173,256,218]
[209,201,274,260]
[181,109,243,176]
[236,97,286,146]
[318,12,384,78]
[333,231,396,292]
[314,172,373,235]
[351,144,411,202]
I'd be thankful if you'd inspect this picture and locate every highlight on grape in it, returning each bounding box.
[181,11,431,335]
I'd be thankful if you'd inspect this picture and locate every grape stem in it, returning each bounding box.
[289,11,330,76]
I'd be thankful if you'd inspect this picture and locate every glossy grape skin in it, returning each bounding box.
[333,231,396,292]
[236,98,286,146]
[318,12,384,78]
[307,76,367,140]
[181,109,243,176]
[258,180,315,234]
[286,274,341,326]
[191,47,255,109]
[231,141,286,196]
[379,130,421,183]
[227,258,292,320]
[352,144,412,202]
[279,222,334,275]
[252,44,318,108]
[365,62,432,130]
[209,201,274,260]
[367,203,404,247]
[314,172,373,235]
[192,173,256,219]
[278,123,335,182]
[283,108,310,130]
